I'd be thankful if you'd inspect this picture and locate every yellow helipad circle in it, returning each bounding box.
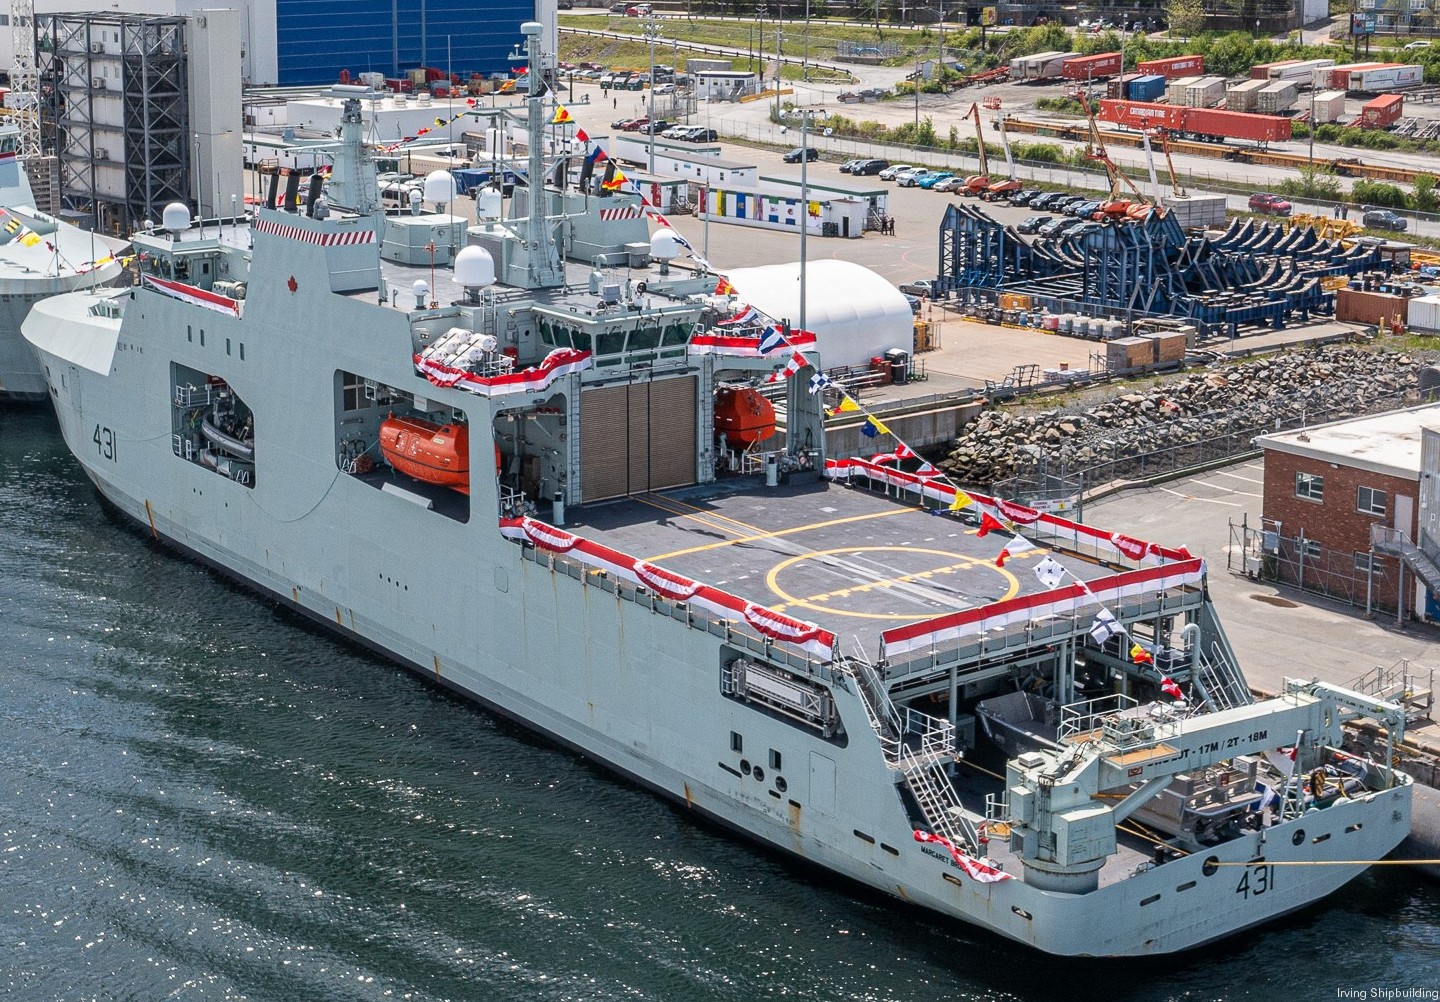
[764,545,1021,621]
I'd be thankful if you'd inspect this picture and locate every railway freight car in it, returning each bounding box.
[1098,99,1293,144]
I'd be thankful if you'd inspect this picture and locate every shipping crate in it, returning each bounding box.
[1107,337,1153,370]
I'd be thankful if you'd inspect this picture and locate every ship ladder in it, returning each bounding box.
[1195,643,1250,712]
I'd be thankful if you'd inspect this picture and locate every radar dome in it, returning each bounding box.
[413,279,429,298]
[423,169,457,204]
[475,188,503,221]
[162,202,191,233]
[454,246,497,289]
[649,228,683,261]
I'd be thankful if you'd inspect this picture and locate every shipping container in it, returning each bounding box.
[1351,64,1424,93]
[1128,74,1166,102]
[1098,100,1292,142]
[1108,73,1141,100]
[1182,76,1226,108]
[1336,286,1410,326]
[1165,75,1202,103]
[1311,89,1347,124]
[1327,62,1393,89]
[1024,51,1072,80]
[1266,58,1335,84]
[1061,51,1123,80]
[1408,293,1440,334]
[1135,55,1204,79]
[1256,80,1298,115]
[1358,93,1404,129]
[1225,78,1267,113]
[1250,59,1298,81]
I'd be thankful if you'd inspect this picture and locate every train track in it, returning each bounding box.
[1004,115,1427,185]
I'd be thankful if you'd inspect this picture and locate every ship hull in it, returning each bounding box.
[0,265,123,403]
[40,343,1411,956]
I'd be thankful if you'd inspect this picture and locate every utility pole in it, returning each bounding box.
[645,12,661,175]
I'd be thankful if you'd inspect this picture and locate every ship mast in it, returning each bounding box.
[519,20,564,289]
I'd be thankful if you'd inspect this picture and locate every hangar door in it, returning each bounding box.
[580,376,697,502]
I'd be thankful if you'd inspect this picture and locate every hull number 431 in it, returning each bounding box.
[93,424,116,462]
[1236,863,1274,900]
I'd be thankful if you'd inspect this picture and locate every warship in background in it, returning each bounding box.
[0,124,127,402]
[24,24,1414,956]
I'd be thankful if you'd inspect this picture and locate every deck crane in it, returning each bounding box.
[9,0,39,158]
[982,105,1023,201]
[1076,90,1150,220]
[959,102,992,196]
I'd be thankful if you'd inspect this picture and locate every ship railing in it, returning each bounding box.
[1058,693,1138,742]
[174,383,219,408]
[984,792,1009,825]
[846,658,903,750]
[1350,657,1435,724]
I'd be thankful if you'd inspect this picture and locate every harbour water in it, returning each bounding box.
[5,408,1440,1002]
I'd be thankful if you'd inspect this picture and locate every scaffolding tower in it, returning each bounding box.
[36,12,189,234]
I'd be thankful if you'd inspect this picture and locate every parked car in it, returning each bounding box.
[1248,192,1292,216]
[558,1,573,8]
[839,158,865,173]
[626,3,652,15]
[782,146,819,163]
[1008,189,1040,206]
[1029,191,1067,210]
[620,118,651,132]
[878,163,914,180]
[1064,221,1103,241]
[610,2,628,10]
[1070,198,1104,218]
[903,293,923,314]
[1406,40,1432,49]
[897,169,936,187]
[918,171,956,189]
[852,158,890,175]
[1362,207,1408,231]
[932,175,967,193]
[898,279,935,297]
[687,128,718,142]
[1016,214,1052,234]
[1049,195,1085,213]
[653,82,675,95]
[1038,216,1082,238]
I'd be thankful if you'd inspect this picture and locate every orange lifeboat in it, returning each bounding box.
[379,414,470,494]
[713,386,776,446]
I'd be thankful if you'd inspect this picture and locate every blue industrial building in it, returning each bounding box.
[274,0,534,86]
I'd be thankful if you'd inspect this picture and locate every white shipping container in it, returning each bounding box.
[1268,57,1334,84]
[1311,89,1347,123]
[1408,294,1440,333]
[1026,52,1071,80]
[1256,80,1298,115]
[1352,64,1424,92]
[1225,78,1267,112]
[1166,75,1203,103]
[1183,76,1226,107]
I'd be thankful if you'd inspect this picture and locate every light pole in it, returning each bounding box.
[645,13,661,175]
[798,108,821,334]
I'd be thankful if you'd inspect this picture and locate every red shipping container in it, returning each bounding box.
[1250,59,1298,81]
[1135,55,1204,79]
[1182,107,1292,142]
[1359,93,1404,128]
[1107,72,1141,99]
[1062,52,1123,80]
[1098,99,1184,130]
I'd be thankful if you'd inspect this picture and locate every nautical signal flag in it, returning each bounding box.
[575,126,590,144]
[1032,555,1067,590]
[1160,675,1185,701]
[860,415,891,438]
[830,397,860,417]
[975,511,1006,537]
[434,117,446,127]
[551,104,574,124]
[758,326,786,354]
[602,167,629,191]
[1089,607,1124,646]
[995,535,1036,568]
[765,350,808,383]
[948,489,973,512]
[807,371,834,395]
[714,276,735,296]
[1129,642,1155,666]
[718,304,760,326]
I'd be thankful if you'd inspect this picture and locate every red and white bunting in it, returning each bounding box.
[996,498,1042,525]
[913,830,1013,883]
[633,560,701,602]
[415,348,593,397]
[141,274,241,317]
[497,517,836,662]
[688,330,817,357]
[1110,532,1149,562]
[718,305,761,326]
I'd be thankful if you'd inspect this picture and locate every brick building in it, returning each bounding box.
[1255,404,1440,620]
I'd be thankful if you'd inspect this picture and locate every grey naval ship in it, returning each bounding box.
[25,26,1414,956]
[0,124,127,402]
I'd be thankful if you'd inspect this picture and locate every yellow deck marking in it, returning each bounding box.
[765,546,1020,620]
[644,506,918,562]
[636,491,771,536]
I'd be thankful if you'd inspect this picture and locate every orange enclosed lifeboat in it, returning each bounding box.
[713,386,776,446]
[379,415,470,494]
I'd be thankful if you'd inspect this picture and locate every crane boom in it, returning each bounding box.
[969,102,989,179]
[10,0,39,157]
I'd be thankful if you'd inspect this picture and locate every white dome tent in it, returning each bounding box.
[723,260,913,368]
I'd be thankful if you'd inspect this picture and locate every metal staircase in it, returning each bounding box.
[845,658,980,852]
[1195,642,1251,711]
[1371,525,1440,596]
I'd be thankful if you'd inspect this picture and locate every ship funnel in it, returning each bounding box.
[162,202,191,235]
